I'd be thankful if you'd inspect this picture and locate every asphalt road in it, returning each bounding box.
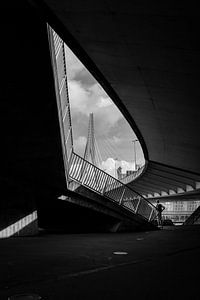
[0,225,200,299]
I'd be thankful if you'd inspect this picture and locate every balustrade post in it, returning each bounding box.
[135,198,141,213]
[102,175,109,195]
[80,160,87,185]
[119,187,126,205]
[148,207,154,221]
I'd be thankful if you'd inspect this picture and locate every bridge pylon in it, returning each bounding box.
[84,113,101,168]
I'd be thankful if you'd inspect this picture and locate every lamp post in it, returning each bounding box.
[114,157,118,178]
[132,139,138,171]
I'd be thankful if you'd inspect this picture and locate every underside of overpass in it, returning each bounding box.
[28,0,200,201]
[1,2,200,297]
[0,1,156,235]
[1,0,200,235]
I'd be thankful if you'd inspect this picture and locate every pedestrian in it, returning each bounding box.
[156,200,165,227]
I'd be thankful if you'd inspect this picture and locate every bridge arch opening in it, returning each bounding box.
[65,45,145,180]
[48,25,157,224]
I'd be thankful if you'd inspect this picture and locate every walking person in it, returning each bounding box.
[156,200,165,228]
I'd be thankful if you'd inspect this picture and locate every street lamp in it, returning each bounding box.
[132,139,138,171]
[114,157,118,178]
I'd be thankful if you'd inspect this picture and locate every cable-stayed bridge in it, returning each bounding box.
[83,112,102,169]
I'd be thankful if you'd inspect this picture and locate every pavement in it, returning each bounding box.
[0,225,200,299]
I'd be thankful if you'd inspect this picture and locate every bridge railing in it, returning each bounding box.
[184,205,200,225]
[69,152,157,222]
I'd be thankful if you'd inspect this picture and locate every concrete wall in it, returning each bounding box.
[0,1,66,233]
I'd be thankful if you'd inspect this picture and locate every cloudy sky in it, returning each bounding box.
[65,46,145,177]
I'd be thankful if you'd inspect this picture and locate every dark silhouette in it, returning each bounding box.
[156,200,165,227]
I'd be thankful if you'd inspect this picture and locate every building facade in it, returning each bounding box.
[153,201,200,224]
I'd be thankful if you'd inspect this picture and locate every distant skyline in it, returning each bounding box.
[65,46,145,177]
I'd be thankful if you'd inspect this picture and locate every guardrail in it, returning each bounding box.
[52,30,62,57]
[184,206,200,225]
[68,152,157,222]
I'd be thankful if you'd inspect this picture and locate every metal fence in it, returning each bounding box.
[69,152,156,222]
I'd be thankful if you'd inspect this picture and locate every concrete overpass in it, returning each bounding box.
[1,0,200,235]
[1,2,200,298]
[0,1,156,235]
[31,0,200,201]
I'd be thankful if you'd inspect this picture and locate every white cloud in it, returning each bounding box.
[65,46,85,80]
[97,97,112,108]
[101,157,116,177]
[68,79,123,135]
[95,105,122,131]
[65,45,123,137]
[88,83,106,97]
[68,80,89,113]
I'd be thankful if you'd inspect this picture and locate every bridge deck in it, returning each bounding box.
[0,225,199,299]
